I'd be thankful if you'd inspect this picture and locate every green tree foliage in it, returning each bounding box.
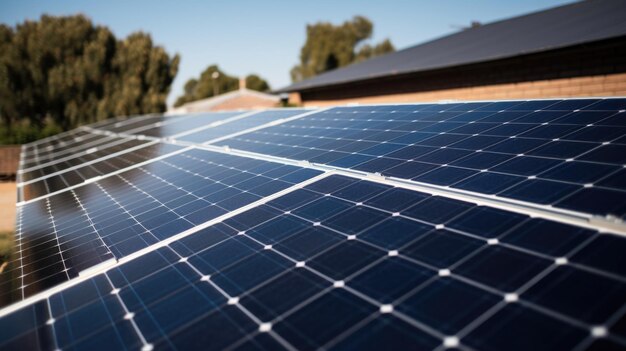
[174,65,271,107]
[290,16,395,82]
[245,74,270,92]
[0,15,179,144]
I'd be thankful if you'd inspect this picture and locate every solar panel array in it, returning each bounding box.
[2,100,626,351]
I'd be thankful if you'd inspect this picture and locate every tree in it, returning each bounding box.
[290,16,395,82]
[246,74,270,92]
[174,65,271,107]
[0,15,179,142]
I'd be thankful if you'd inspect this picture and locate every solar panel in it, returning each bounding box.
[2,173,625,350]
[214,100,626,218]
[2,98,626,350]
[3,147,323,306]
[19,142,181,202]
[175,109,310,144]
[18,138,151,182]
[125,112,243,138]
[20,132,120,169]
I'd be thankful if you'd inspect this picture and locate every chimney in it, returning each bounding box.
[239,77,246,90]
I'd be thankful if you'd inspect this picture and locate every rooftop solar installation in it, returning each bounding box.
[2,99,626,351]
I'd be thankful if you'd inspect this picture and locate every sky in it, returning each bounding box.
[1,0,574,106]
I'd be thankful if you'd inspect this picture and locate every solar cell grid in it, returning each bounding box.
[97,114,184,134]
[214,99,626,218]
[130,111,242,138]
[22,129,95,155]
[5,98,626,350]
[2,174,624,351]
[20,142,183,202]
[18,138,152,182]
[20,132,121,170]
[176,109,309,144]
[3,148,322,307]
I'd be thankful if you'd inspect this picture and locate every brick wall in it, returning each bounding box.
[300,73,626,107]
[290,36,626,106]
[210,95,278,111]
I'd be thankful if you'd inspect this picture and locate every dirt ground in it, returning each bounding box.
[0,182,16,232]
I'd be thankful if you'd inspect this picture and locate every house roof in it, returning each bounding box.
[278,0,626,93]
[169,88,279,114]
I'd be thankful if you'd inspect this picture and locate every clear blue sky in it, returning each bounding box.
[1,0,573,106]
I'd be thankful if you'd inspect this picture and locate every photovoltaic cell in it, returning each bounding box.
[20,142,179,202]
[214,99,626,218]
[2,148,321,306]
[176,109,308,143]
[18,138,152,182]
[126,112,242,138]
[2,174,625,351]
[5,98,626,350]
[20,132,120,170]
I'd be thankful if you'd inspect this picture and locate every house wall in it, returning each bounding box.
[297,72,626,107]
[208,95,278,112]
[289,37,626,106]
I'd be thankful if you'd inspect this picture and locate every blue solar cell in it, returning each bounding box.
[9,99,626,350]
[455,246,552,292]
[445,206,527,238]
[557,187,626,218]
[464,304,587,351]
[397,277,500,334]
[403,196,472,224]
[491,156,561,176]
[359,217,432,249]
[211,251,292,296]
[248,216,310,243]
[450,151,511,169]
[273,290,376,350]
[500,218,594,256]
[265,188,322,211]
[331,180,391,202]
[292,197,353,222]
[383,161,438,179]
[402,229,484,268]
[571,234,626,276]
[363,187,429,213]
[275,227,343,261]
[352,157,404,173]
[413,166,478,185]
[452,172,525,194]
[523,266,626,324]
[240,269,329,321]
[331,314,440,350]
[582,98,626,111]
[348,257,434,303]
[527,140,599,158]
[485,137,548,154]
[308,241,386,280]
[539,161,619,184]
[579,144,626,164]
[499,179,580,204]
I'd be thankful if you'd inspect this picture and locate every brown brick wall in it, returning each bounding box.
[182,94,279,113]
[299,73,626,106]
[209,95,278,111]
[290,36,626,106]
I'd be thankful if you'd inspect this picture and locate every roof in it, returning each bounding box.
[169,88,279,114]
[279,0,626,93]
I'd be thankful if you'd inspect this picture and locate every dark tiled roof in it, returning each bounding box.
[279,0,626,93]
